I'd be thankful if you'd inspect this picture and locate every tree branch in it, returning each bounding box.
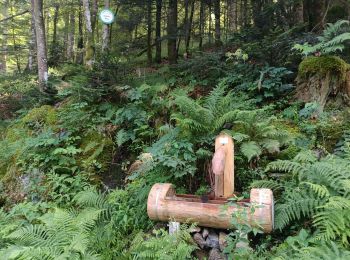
[0,10,30,23]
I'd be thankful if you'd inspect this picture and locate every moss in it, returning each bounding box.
[298,56,350,81]
[22,105,57,127]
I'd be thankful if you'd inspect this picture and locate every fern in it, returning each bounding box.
[293,20,350,56]
[266,151,350,245]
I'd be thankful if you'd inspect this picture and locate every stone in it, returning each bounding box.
[193,233,207,249]
[206,231,220,249]
[208,248,225,260]
[219,232,228,251]
[194,249,209,260]
[189,226,201,233]
[202,228,209,239]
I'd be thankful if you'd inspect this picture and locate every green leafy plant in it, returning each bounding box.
[130,225,197,259]
[293,20,350,56]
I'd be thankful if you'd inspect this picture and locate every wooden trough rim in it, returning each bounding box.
[166,193,251,206]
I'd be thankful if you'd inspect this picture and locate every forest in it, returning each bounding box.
[0,0,350,259]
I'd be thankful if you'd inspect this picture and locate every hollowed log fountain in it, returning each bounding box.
[147,133,274,233]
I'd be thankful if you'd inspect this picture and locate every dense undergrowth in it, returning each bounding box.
[1,23,350,259]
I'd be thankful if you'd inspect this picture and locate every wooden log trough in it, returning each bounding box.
[147,134,274,233]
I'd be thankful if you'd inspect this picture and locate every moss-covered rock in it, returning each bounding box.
[298,56,350,81]
[22,105,57,127]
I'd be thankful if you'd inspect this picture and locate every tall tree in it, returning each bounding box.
[147,0,152,65]
[67,11,75,61]
[185,0,195,54]
[27,5,36,72]
[214,0,221,46]
[294,0,304,25]
[82,0,98,68]
[167,0,177,64]
[155,0,162,63]
[49,3,59,66]
[0,0,8,73]
[77,1,84,64]
[199,0,205,50]
[32,0,48,90]
[102,0,110,53]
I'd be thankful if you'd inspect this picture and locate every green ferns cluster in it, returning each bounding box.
[293,20,350,56]
[261,150,350,245]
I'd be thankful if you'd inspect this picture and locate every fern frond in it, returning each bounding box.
[275,190,321,230]
[241,141,262,161]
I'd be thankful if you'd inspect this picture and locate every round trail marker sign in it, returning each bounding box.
[99,9,115,24]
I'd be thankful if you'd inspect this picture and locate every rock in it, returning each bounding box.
[202,228,209,239]
[219,232,228,251]
[208,248,225,260]
[189,226,201,233]
[193,233,207,249]
[194,249,209,260]
[206,231,220,249]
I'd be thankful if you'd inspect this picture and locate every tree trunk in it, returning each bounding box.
[155,0,162,63]
[102,0,110,53]
[147,0,153,65]
[27,7,37,72]
[209,2,212,44]
[199,0,205,50]
[168,0,177,64]
[76,1,84,64]
[312,0,325,30]
[67,11,75,62]
[0,0,8,73]
[32,0,48,90]
[214,0,221,46]
[50,4,59,66]
[82,0,98,68]
[294,0,304,25]
[228,0,237,32]
[177,0,190,55]
[185,0,195,54]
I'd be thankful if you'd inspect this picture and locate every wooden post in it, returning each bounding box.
[214,133,234,198]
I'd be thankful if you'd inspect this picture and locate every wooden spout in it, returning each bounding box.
[147,183,274,233]
[214,133,234,198]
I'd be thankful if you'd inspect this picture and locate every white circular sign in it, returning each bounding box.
[99,9,115,24]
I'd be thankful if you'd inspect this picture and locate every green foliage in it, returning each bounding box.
[293,20,350,56]
[265,150,350,245]
[130,226,197,259]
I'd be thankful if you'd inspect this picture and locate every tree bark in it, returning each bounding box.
[67,11,75,62]
[76,1,84,64]
[228,0,237,32]
[49,3,59,66]
[214,0,222,46]
[294,0,304,25]
[185,0,195,54]
[177,0,190,54]
[82,0,98,68]
[32,0,48,90]
[27,6,37,72]
[199,0,205,50]
[0,0,8,73]
[102,0,110,53]
[155,0,162,63]
[168,0,177,64]
[209,2,212,44]
[147,0,152,65]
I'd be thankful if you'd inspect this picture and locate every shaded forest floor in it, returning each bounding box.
[1,28,350,258]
